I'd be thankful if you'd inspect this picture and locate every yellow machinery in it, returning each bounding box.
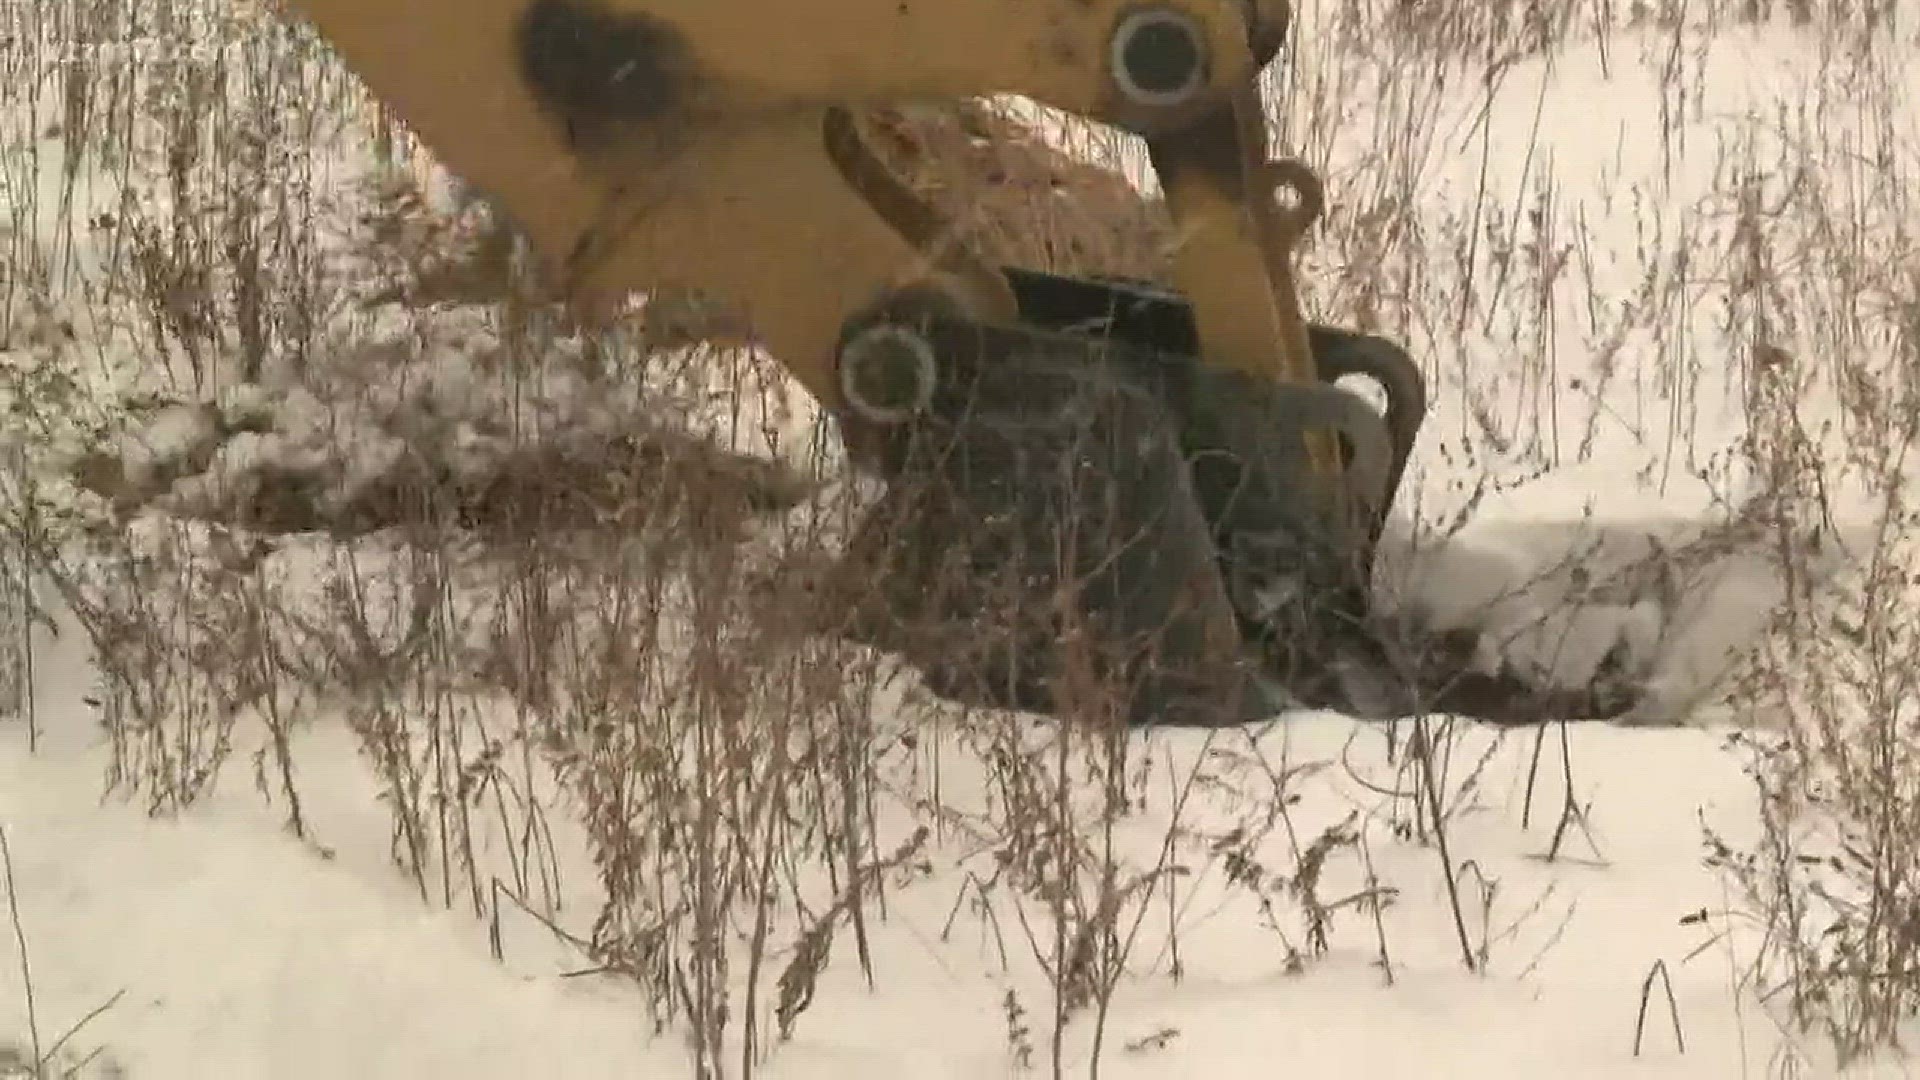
[271,0,1634,725]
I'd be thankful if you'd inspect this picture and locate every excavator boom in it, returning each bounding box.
[270,0,1300,396]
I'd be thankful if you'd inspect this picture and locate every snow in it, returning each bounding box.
[0,598,1830,1078]
[1,2,1918,1078]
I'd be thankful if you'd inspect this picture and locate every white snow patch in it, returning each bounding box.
[0,591,1890,1079]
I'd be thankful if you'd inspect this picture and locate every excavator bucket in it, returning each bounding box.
[829,270,1642,727]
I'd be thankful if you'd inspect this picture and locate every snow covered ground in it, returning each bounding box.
[0,620,1806,1078]
[1,2,1918,1077]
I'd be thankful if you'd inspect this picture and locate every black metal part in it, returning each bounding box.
[995,267,1641,725]
[1000,264,1422,569]
[515,0,694,151]
[999,266,1425,488]
[833,307,1286,727]
[993,268,1396,708]
[838,322,939,422]
[828,269,1639,726]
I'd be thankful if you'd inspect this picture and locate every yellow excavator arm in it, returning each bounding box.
[265,0,1627,726]
[270,0,1319,409]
